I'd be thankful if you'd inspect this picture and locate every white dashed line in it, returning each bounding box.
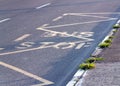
[0,61,54,86]
[14,34,31,42]
[36,3,51,9]
[0,18,10,23]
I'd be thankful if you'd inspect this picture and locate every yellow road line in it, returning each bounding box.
[0,61,54,86]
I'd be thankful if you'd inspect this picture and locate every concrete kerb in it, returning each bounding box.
[66,70,86,86]
[66,19,120,86]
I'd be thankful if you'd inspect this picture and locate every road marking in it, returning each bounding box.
[37,28,94,41]
[40,24,49,28]
[0,44,56,56]
[0,47,48,56]
[75,43,85,49]
[116,19,120,24]
[63,13,69,16]
[66,12,120,15]
[0,61,54,86]
[0,18,10,23]
[0,48,4,50]
[0,41,91,56]
[14,34,31,42]
[41,18,117,29]
[68,13,112,19]
[52,16,63,21]
[36,3,51,9]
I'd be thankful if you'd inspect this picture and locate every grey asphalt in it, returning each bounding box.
[80,28,120,86]
[0,0,120,86]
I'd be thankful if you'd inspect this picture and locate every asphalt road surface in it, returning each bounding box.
[0,0,120,86]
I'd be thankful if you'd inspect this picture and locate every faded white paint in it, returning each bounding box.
[66,12,120,15]
[0,41,91,56]
[41,31,94,38]
[37,28,94,41]
[36,3,51,9]
[0,18,10,23]
[14,34,31,42]
[41,18,116,29]
[0,48,4,50]
[52,16,63,21]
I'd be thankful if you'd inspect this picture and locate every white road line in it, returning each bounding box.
[37,28,94,41]
[0,18,10,23]
[67,12,120,15]
[36,3,51,9]
[75,43,85,49]
[41,24,50,27]
[42,18,117,29]
[14,34,31,42]
[63,13,69,16]
[0,61,54,86]
[0,46,52,56]
[52,16,63,21]
[0,48,4,50]
[116,19,120,24]
[68,14,112,19]
[0,41,90,56]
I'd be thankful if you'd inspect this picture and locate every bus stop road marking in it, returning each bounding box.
[37,28,94,41]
